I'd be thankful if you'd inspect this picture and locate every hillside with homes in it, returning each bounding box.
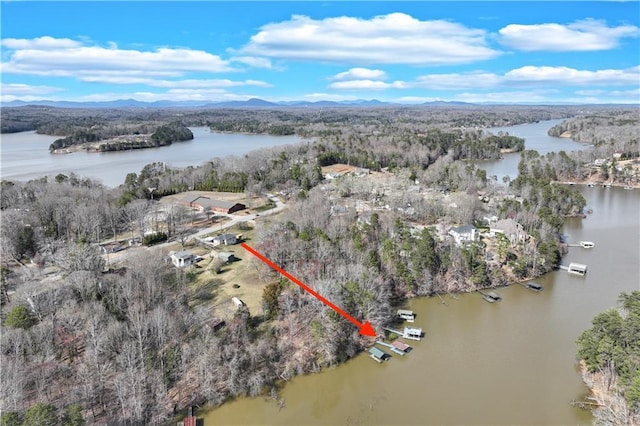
[3,106,634,424]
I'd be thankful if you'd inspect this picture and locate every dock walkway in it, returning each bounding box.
[383,326,423,341]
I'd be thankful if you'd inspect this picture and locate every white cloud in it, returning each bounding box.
[1,83,63,96]
[77,76,272,88]
[331,68,387,81]
[242,13,500,65]
[453,90,555,103]
[1,36,82,49]
[413,72,501,89]
[504,65,640,85]
[499,19,639,51]
[405,66,639,90]
[64,89,259,103]
[393,96,443,104]
[328,79,406,90]
[1,36,237,77]
[301,92,359,102]
[574,88,640,101]
[231,56,273,69]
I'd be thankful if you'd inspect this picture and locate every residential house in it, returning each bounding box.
[448,225,478,245]
[211,233,237,246]
[490,219,527,246]
[171,251,196,268]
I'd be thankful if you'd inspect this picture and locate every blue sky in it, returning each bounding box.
[1,1,639,104]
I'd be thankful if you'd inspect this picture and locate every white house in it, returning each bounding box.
[211,233,237,246]
[448,225,478,245]
[170,251,196,268]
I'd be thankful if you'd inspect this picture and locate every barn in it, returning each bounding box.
[177,194,246,214]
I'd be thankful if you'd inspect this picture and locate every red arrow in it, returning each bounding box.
[241,243,376,337]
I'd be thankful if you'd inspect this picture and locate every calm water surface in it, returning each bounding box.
[477,119,591,181]
[203,186,638,425]
[202,121,639,425]
[0,128,303,187]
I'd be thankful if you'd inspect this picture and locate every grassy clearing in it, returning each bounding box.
[186,225,275,319]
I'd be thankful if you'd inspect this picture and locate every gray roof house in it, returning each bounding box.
[211,233,237,246]
[490,219,527,246]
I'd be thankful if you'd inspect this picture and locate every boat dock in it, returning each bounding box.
[479,290,502,303]
[396,309,416,322]
[560,262,588,276]
[523,281,543,291]
[383,326,424,341]
[376,340,412,356]
[568,241,595,248]
[369,347,388,363]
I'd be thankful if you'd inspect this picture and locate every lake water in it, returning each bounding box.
[201,120,639,425]
[0,128,304,188]
[477,119,591,182]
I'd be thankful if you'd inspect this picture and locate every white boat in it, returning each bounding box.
[580,241,595,248]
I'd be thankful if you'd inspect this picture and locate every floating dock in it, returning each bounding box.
[396,309,416,322]
[376,340,412,356]
[568,241,595,248]
[383,326,424,341]
[560,262,588,276]
[479,290,502,303]
[369,347,388,363]
[525,282,543,291]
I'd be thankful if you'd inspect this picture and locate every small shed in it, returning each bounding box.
[231,297,245,308]
[218,252,237,263]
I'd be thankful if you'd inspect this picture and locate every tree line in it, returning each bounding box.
[576,291,640,424]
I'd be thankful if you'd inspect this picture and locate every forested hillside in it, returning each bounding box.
[577,291,640,425]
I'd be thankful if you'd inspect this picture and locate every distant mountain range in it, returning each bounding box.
[1,97,475,109]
